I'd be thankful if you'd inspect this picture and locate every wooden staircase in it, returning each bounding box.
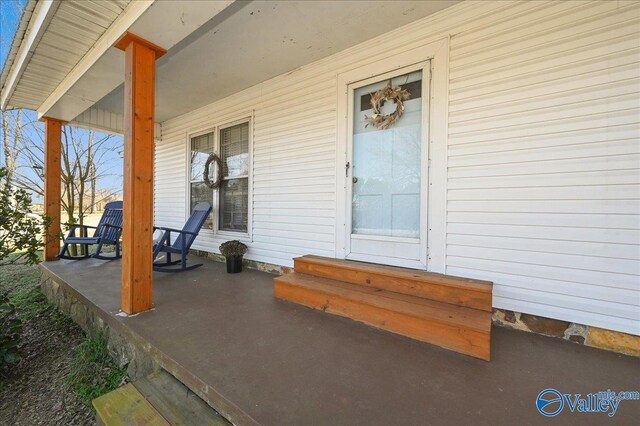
[274,255,493,360]
[93,369,229,425]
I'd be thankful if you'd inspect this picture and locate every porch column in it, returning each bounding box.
[41,117,63,262]
[114,33,166,314]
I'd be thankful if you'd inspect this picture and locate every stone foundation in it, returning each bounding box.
[40,272,158,379]
[492,308,640,357]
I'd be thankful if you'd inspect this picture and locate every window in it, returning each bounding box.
[189,131,215,229]
[218,122,249,232]
[188,120,251,234]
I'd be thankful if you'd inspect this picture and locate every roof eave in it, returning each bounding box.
[0,0,59,111]
[0,0,37,100]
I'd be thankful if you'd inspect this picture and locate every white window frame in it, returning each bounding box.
[186,115,253,241]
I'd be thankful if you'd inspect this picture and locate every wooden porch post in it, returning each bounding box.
[41,117,63,262]
[115,33,166,314]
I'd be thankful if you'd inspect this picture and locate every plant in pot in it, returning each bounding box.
[219,240,248,273]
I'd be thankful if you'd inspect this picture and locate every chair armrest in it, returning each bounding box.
[65,223,96,238]
[68,224,97,230]
[102,223,122,230]
[155,226,198,236]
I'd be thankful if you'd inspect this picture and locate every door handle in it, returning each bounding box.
[352,177,358,184]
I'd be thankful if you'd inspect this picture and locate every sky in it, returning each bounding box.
[0,0,124,199]
[0,0,25,66]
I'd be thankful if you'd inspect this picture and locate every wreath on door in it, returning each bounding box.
[364,82,411,130]
[203,153,223,189]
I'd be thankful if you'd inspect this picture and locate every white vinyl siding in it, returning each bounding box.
[71,106,161,138]
[445,0,640,336]
[157,83,336,267]
[155,0,640,335]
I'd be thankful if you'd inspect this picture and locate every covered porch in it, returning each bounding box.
[27,0,462,316]
[40,257,640,425]
[2,0,636,342]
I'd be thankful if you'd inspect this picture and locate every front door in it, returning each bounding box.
[345,65,430,269]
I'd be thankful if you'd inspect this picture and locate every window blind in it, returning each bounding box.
[219,123,249,232]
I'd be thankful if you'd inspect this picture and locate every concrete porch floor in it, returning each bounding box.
[41,256,639,425]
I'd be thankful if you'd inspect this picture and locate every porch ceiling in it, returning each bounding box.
[0,0,133,111]
[32,0,458,126]
[92,0,459,123]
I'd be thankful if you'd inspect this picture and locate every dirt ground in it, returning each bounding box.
[0,264,95,426]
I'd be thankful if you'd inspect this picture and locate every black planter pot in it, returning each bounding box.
[226,256,243,273]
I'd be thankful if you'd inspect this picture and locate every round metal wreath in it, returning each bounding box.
[203,153,223,189]
[365,82,411,130]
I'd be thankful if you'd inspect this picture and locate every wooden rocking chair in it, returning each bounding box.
[58,201,123,260]
[152,202,212,272]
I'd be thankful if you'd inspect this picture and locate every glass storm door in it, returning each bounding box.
[346,68,429,268]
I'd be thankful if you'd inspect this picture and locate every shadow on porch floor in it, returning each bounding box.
[41,256,639,425]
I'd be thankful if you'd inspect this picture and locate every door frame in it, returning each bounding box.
[335,36,449,273]
[345,63,430,269]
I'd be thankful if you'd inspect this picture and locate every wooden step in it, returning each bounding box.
[94,370,229,426]
[93,383,169,426]
[134,370,229,426]
[275,272,491,360]
[294,255,493,312]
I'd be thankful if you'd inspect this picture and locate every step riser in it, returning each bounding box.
[275,279,491,361]
[294,259,492,312]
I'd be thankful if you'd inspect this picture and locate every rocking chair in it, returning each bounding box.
[58,201,123,260]
[152,202,212,272]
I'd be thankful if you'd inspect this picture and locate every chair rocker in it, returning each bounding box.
[58,201,123,260]
[152,202,212,272]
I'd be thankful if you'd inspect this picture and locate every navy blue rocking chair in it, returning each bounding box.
[152,202,212,272]
[58,201,123,260]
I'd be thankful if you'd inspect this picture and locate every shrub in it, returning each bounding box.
[0,167,48,267]
[219,240,248,257]
[0,293,22,367]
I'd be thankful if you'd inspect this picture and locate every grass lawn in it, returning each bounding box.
[0,258,127,425]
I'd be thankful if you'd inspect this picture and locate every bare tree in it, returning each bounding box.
[1,110,21,188]
[12,122,121,226]
[1,0,28,186]
[89,134,97,213]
